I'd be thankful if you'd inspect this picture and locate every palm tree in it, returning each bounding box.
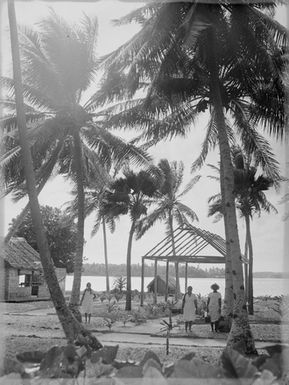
[7,0,83,341]
[87,188,116,294]
[66,179,118,294]
[92,2,286,353]
[136,159,199,298]
[233,147,278,315]
[208,146,278,315]
[1,10,152,311]
[101,170,159,310]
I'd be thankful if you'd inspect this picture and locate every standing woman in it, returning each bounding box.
[207,283,222,332]
[182,286,198,333]
[80,282,96,324]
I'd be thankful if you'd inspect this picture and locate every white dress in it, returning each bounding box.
[208,291,221,322]
[81,289,95,314]
[183,293,197,322]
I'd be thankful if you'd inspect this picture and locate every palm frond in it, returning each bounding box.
[279,193,289,204]
[83,123,152,169]
[174,202,199,223]
[208,199,223,218]
[19,10,99,107]
[11,139,63,201]
[250,6,288,48]
[178,175,201,199]
[207,163,220,174]
[0,146,21,169]
[91,215,102,237]
[191,112,218,172]
[1,112,46,133]
[1,76,55,111]
[112,4,159,26]
[172,161,184,195]
[135,203,168,239]
[208,193,221,204]
[232,101,282,188]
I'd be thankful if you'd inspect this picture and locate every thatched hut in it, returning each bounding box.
[147,275,176,295]
[1,237,66,302]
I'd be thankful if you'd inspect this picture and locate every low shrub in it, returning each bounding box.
[143,302,169,319]
[129,308,147,325]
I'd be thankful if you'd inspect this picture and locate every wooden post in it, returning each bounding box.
[141,257,145,306]
[185,262,188,292]
[154,259,157,304]
[165,261,169,301]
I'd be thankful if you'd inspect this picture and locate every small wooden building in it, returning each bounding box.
[147,275,176,295]
[1,237,66,302]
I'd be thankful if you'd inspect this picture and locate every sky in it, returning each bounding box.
[1,1,288,273]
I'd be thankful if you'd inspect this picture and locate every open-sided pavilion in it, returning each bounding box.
[140,224,248,305]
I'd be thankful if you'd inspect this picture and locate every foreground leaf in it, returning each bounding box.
[91,345,119,364]
[252,355,270,370]
[221,349,258,378]
[163,363,174,378]
[252,370,276,385]
[142,366,167,385]
[116,365,143,378]
[260,353,282,378]
[39,346,63,378]
[142,358,162,374]
[172,358,222,378]
[180,352,196,361]
[39,345,83,378]
[86,359,114,378]
[260,347,289,378]
[140,351,162,367]
[262,345,285,356]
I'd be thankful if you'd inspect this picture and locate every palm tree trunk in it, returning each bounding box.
[125,221,135,311]
[245,215,254,315]
[244,234,249,304]
[207,25,256,354]
[102,218,110,293]
[7,0,81,341]
[4,141,61,243]
[168,212,179,299]
[69,129,85,315]
[220,158,234,319]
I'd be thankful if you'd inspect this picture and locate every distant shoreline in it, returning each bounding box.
[80,263,288,279]
[76,273,288,278]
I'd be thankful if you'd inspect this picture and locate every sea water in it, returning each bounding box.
[65,276,289,297]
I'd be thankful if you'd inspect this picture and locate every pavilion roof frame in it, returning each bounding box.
[142,224,248,265]
[140,224,248,305]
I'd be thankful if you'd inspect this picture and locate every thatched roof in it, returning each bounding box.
[147,275,176,289]
[3,237,42,271]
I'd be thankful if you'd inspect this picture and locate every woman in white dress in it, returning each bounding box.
[207,283,222,332]
[80,282,96,324]
[181,286,198,333]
